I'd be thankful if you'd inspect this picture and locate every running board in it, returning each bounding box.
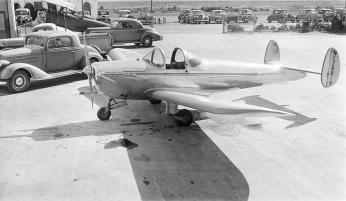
[36,70,83,80]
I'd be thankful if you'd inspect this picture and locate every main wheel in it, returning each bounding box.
[7,69,30,93]
[174,109,193,127]
[97,107,111,121]
[149,99,162,104]
[142,36,153,47]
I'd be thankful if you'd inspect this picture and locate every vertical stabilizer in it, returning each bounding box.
[264,40,280,64]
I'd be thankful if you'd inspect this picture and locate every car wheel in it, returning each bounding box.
[142,35,153,47]
[7,69,30,93]
[97,107,111,121]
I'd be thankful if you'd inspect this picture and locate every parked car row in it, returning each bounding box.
[267,8,346,23]
[0,18,163,93]
[178,8,255,24]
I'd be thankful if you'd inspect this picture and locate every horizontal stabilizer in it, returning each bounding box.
[147,90,291,116]
[321,48,340,88]
[108,48,142,61]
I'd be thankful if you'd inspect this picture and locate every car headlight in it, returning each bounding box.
[0,60,10,68]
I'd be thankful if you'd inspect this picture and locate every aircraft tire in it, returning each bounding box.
[174,109,193,127]
[7,69,30,93]
[97,107,111,121]
[149,99,162,104]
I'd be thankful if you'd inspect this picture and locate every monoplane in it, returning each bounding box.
[83,40,340,126]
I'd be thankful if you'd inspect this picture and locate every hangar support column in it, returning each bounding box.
[0,0,17,39]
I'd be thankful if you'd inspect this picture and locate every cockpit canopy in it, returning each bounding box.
[142,47,202,70]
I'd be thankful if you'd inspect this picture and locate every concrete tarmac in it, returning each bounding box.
[0,23,345,201]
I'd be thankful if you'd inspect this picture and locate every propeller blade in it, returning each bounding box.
[83,32,94,108]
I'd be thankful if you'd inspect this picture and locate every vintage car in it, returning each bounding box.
[97,10,111,24]
[88,18,163,47]
[0,23,71,50]
[267,9,295,23]
[15,8,32,25]
[0,31,104,93]
[137,13,154,25]
[187,10,209,24]
[227,9,255,23]
[317,8,333,21]
[296,9,319,22]
[119,10,135,19]
[178,9,192,23]
[209,10,226,23]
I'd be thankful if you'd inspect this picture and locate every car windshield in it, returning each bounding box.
[192,10,202,14]
[182,10,191,14]
[241,9,251,14]
[274,10,287,14]
[300,10,312,14]
[98,11,109,15]
[15,10,29,15]
[213,10,223,14]
[26,36,45,47]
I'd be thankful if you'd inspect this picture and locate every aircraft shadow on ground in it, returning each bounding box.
[0,74,86,97]
[234,95,317,129]
[27,118,250,201]
[17,87,250,201]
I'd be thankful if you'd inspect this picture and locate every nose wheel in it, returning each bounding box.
[97,98,127,121]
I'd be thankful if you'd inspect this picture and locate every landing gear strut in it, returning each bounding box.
[97,98,127,121]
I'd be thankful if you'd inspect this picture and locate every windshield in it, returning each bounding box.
[15,10,29,15]
[98,11,109,15]
[300,10,311,14]
[192,10,202,14]
[26,36,45,47]
[274,10,286,14]
[182,10,191,14]
[212,10,223,14]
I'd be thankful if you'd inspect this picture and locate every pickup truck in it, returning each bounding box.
[0,31,104,93]
[0,23,112,53]
[87,18,163,47]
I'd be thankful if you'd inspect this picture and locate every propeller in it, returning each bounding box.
[83,31,94,108]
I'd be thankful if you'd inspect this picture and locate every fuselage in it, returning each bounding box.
[91,58,306,100]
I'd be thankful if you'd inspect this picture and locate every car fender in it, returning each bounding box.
[141,31,161,41]
[0,63,49,80]
[89,52,104,62]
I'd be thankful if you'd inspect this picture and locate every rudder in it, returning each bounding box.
[321,48,340,88]
[264,40,280,64]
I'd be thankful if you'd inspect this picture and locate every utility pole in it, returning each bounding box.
[150,0,152,13]
[81,0,84,18]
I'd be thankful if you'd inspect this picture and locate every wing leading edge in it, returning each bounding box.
[147,90,291,116]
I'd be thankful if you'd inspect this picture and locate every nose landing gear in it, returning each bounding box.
[97,98,127,121]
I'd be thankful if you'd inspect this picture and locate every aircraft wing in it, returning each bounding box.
[146,89,291,116]
[108,48,143,61]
